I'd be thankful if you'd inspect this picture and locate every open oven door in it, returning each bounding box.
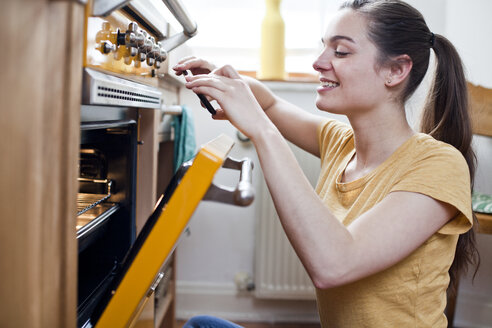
[83,134,254,328]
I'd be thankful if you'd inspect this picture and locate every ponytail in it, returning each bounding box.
[420,34,480,295]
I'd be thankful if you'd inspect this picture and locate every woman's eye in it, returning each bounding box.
[334,50,349,57]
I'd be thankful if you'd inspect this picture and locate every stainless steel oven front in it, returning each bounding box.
[77,0,197,326]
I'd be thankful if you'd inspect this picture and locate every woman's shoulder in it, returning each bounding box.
[393,133,473,235]
[409,133,467,165]
[394,133,471,191]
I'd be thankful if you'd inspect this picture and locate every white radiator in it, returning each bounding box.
[254,143,320,300]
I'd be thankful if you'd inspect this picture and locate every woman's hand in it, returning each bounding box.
[184,64,273,140]
[172,56,216,76]
[173,56,224,115]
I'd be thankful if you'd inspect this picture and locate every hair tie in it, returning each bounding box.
[429,32,435,48]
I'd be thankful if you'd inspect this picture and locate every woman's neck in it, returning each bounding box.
[346,104,415,174]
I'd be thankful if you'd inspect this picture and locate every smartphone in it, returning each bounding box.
[182,70,217,115]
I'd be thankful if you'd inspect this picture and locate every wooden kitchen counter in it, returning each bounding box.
[477,212,492,234]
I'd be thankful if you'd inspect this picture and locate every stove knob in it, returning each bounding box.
[125,30,144,48]
[137,52,146,62]
[127,22,138,33]
[140,34,153,53]
[128,47,138,57]
[154,48,168,69]
[158,47,168,62]
[124,22,144,59]
[156,43,168,61]
[96,21,113,43]
[147,43,160,59]
[99,40,117,54]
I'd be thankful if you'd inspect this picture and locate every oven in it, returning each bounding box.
[77,0,197,327]
[77,113,138,326]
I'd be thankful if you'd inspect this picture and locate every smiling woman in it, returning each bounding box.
[174,0,479,327]
[182,0,343,74]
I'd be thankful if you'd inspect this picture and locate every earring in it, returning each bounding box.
[386,80,392,85]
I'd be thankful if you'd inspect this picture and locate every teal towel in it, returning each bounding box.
[172,105,197,172]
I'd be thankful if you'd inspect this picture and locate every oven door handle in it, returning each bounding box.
[203,157,255,206]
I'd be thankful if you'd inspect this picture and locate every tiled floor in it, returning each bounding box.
[177,320,321,328]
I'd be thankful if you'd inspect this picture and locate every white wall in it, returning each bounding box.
[175,0,492,325]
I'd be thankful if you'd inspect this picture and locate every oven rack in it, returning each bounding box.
[77,193,112,216]
[76,178,119,248]
[77,179,113,216]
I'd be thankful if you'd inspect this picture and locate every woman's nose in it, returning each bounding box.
[313,51,332,72]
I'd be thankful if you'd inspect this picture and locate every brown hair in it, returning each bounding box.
[340,0,480,294]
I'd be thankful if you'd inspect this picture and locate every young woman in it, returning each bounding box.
[174,0,479,326]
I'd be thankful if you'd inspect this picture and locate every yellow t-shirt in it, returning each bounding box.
[315,119,473,328]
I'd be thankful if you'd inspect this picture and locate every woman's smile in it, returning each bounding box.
[317,78,340,92]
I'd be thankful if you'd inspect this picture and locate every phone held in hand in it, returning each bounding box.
[182,70,217,115]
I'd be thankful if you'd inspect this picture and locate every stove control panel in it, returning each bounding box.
[85,12,169,80]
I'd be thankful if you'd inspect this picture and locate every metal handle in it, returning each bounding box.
[147,272,165,297]
[161,105,183,115]
[162,0,197,36]
[203,157,255,206]
[159,0,198,53]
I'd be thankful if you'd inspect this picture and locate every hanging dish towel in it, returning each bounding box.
[172,105,197,172]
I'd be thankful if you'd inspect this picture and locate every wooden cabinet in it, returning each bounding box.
[0,2,180,327]
[0,1,84,326]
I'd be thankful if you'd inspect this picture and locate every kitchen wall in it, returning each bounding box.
[174,0,492,325]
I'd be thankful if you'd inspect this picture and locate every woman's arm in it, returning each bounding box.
[174,58,324,157]
[254,125,456,288]
[242,76,325,156]
[184,66,457,288]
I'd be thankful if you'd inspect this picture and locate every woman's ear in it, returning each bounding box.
[385,54,413,87]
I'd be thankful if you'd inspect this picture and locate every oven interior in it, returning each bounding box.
[77,119,137,327]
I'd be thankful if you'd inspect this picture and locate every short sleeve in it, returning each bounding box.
[390,143,473,235]
[317,119,352,162]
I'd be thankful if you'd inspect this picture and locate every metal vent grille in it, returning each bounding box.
[97,86,161,105]
[83,68,162,109]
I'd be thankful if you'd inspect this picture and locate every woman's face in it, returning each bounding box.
[313,9,389,115]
